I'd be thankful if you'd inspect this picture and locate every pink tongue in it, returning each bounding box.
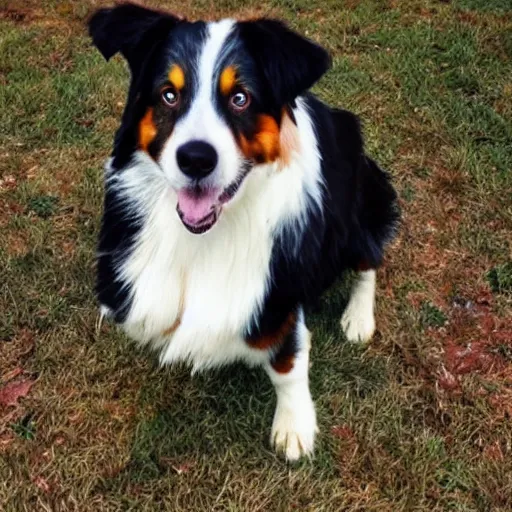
[177,188,219,225]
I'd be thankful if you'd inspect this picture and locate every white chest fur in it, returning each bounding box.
[120,168,275,370]
[103,100,323,371]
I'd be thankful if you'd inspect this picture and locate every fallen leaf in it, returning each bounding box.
[445,342,494,376]
[438,367,459,391]
[171,462,194,475]
[483,441,505,461]
[331,425,355,440]
[0,379,35,407]
[0,432,16,451]
[33,476,50,493]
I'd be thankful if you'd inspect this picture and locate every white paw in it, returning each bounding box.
[341,302,375,343]
[271,398,318,461]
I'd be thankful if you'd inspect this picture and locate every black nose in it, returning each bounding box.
[176,140,218,179]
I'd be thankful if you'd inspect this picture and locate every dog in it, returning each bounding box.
[88,2,399,461]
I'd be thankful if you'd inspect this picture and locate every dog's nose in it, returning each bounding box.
[176,140,218,179]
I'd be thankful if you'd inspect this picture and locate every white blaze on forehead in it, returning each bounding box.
[199,19,236,95]
[159,19,241,190]
[179,19,236,139]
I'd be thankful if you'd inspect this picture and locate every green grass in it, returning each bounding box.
[420,302,447,329]
[1,0,511,510]
[27,195,59,218]
[487,262,512,295]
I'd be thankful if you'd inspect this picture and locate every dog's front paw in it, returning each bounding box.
[340,302,375,343]
[271,397,318,461]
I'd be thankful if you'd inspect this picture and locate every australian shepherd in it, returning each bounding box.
[88,2,399,461]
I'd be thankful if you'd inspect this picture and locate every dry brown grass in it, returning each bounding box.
[1,0,511,510]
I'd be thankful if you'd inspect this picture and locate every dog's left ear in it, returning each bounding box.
[238,19,331,106]
[88,3,181,74]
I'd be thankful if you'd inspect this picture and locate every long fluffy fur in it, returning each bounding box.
[89,4,399,460]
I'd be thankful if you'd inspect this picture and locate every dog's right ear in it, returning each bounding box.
[238,19,331,107]
[88,2,181,72]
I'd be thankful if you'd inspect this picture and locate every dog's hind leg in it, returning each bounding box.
[265,307,318,461]
[340,268,376,343]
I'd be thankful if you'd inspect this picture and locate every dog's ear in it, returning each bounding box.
[238,19,331,106]
[88,2,180,73]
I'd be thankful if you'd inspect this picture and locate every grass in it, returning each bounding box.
[1,0,511,510]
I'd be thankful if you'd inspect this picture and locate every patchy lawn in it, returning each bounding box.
[1,0,511,510]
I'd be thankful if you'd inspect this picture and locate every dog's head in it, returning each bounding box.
[89,3,331,234]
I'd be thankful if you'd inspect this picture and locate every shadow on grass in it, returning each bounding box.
[106,275,389,484]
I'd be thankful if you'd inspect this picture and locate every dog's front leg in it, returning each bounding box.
[264,308,317,461]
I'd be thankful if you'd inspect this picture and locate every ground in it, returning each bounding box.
[0,0,511,510]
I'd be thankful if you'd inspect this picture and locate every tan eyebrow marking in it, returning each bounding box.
[220,66,237,95]
[168,64,185,90]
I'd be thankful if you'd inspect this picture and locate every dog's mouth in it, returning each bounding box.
[176,168,251,235]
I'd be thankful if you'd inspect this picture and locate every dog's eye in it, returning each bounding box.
[161,86,179,107]
[229,90,250,112]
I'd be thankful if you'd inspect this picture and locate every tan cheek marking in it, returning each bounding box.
[138,108,157,152]
[169,64,185,90]
[278,110,300,169]
[240,114,281,163]
[220,66,237,95]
